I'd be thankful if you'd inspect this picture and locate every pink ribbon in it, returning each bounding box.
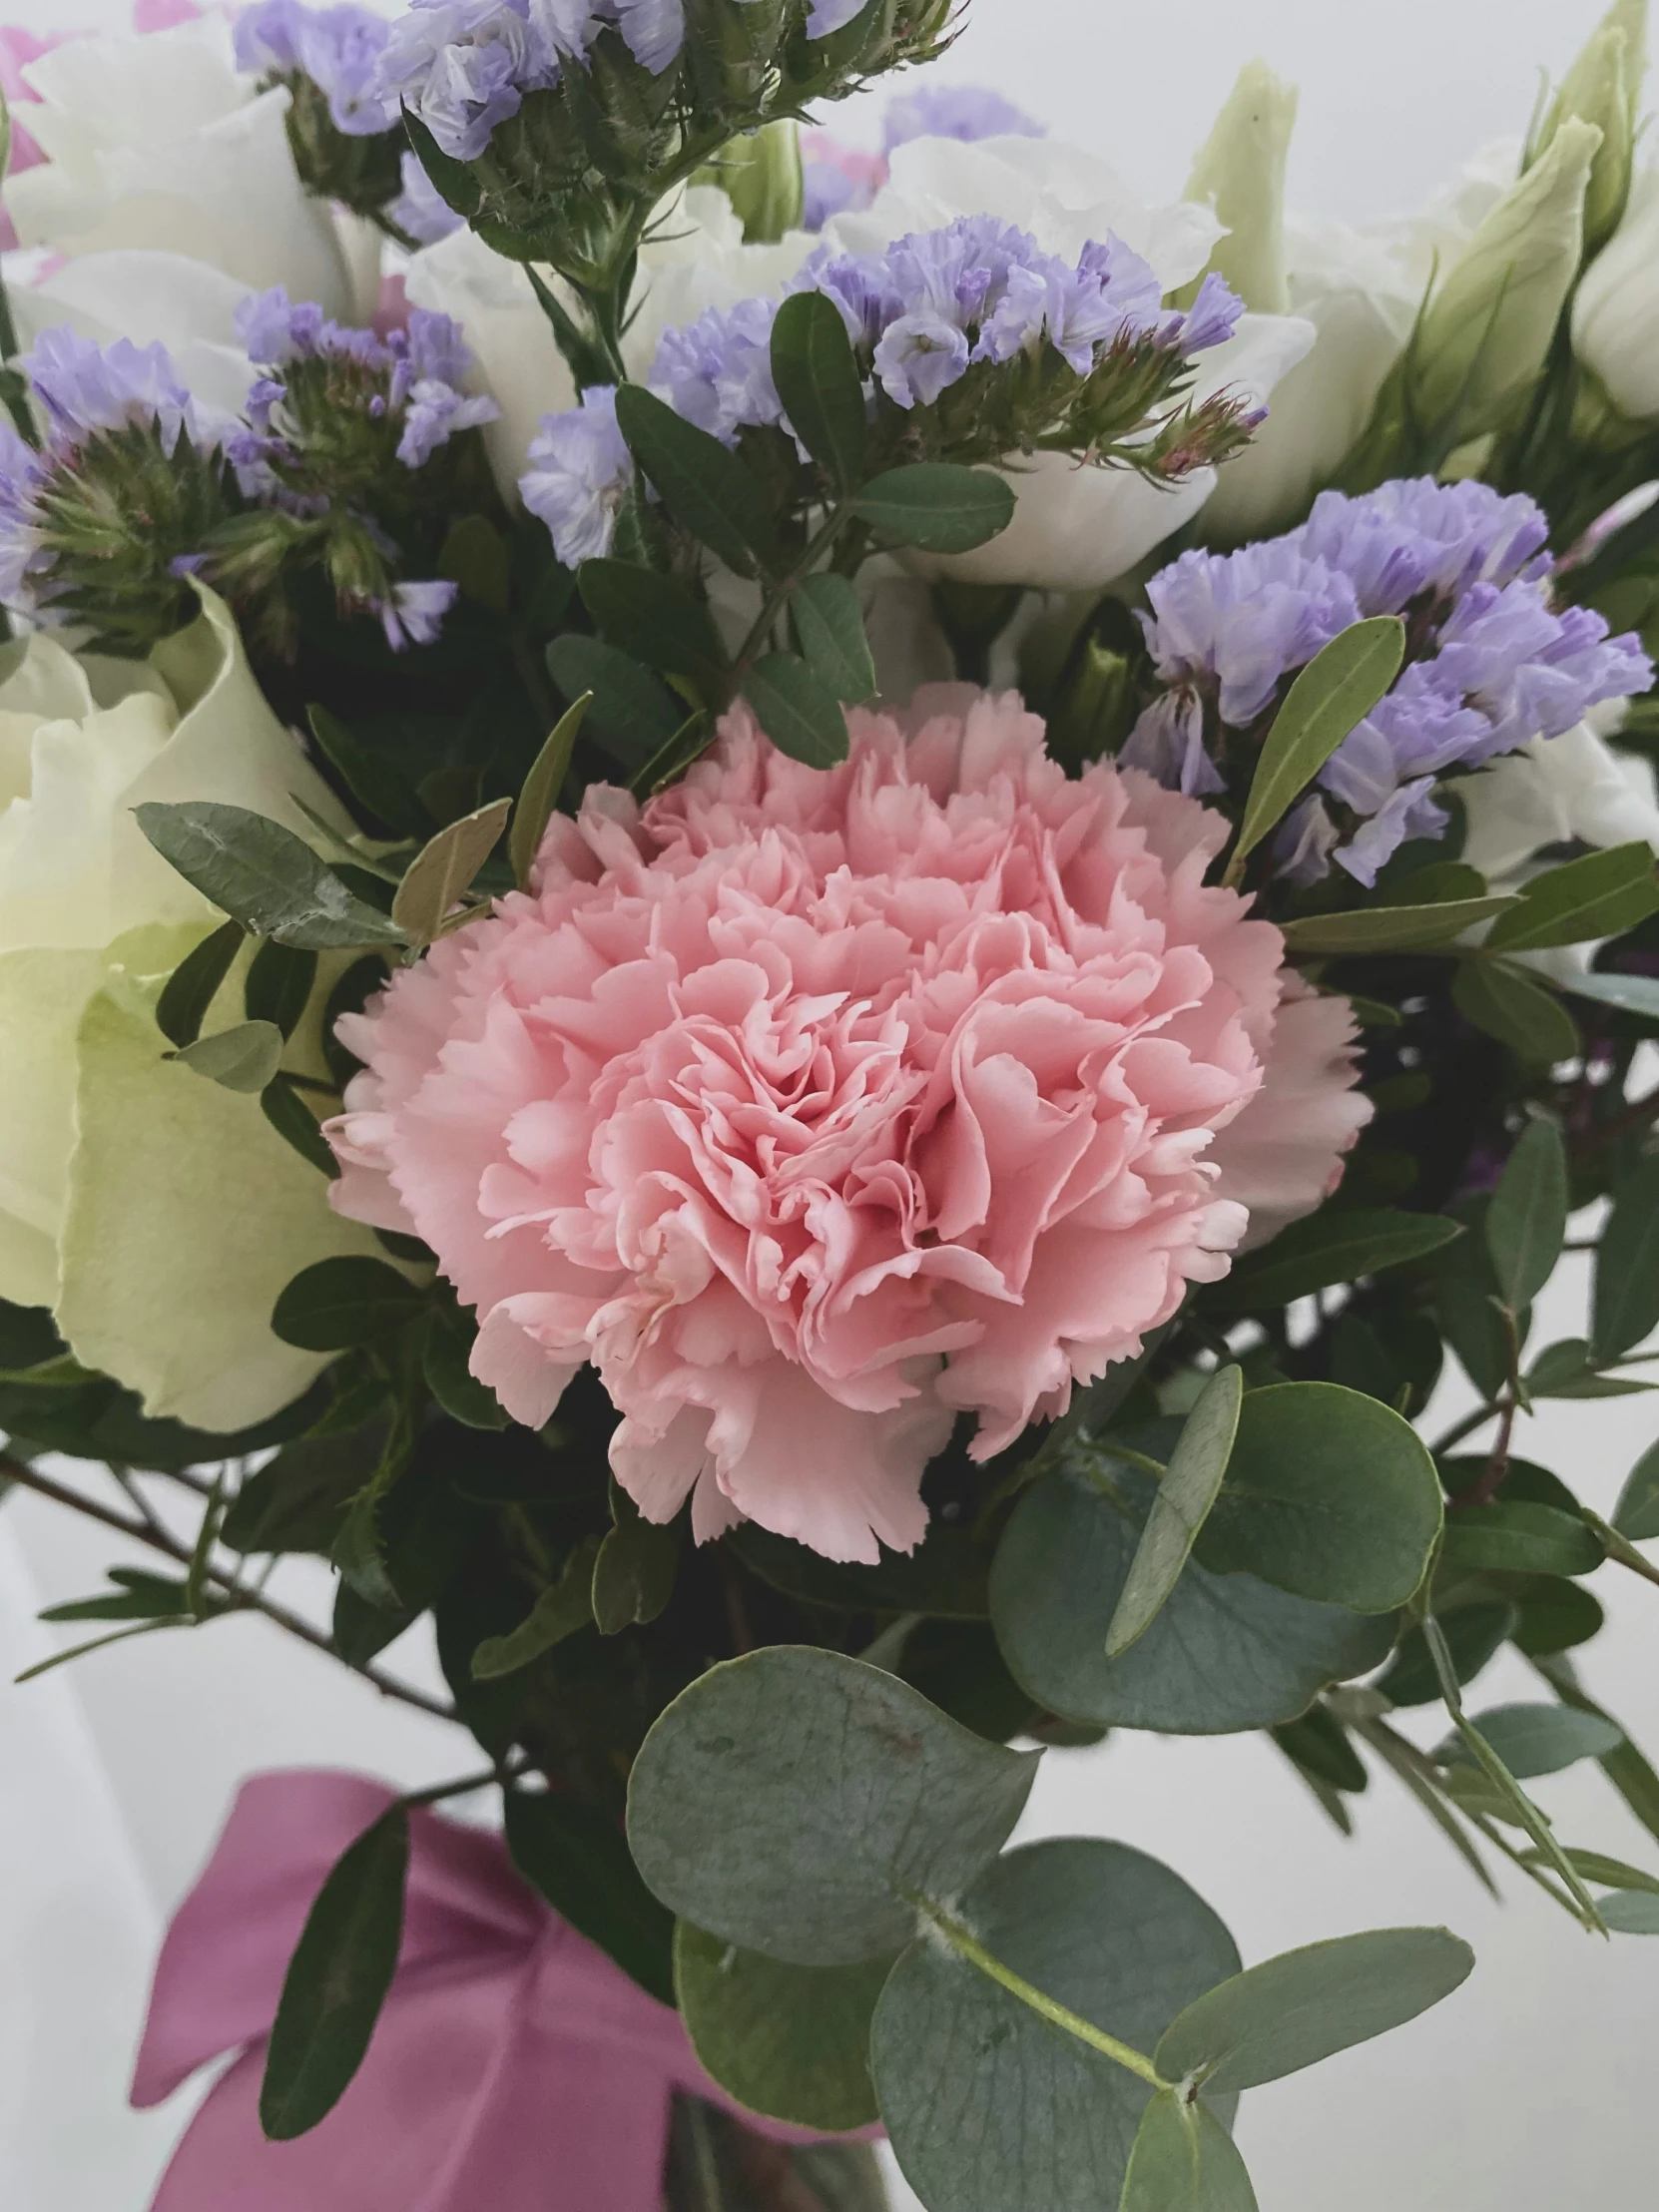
[132,1770,841,2211]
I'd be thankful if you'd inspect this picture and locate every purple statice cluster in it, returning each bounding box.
[521,218,1243,567]
[803,86,1045,231]
[232,287,499,476]
[235,0,399,135]
[1124,478,1655,885]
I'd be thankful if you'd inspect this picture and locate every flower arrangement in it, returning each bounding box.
[7,3,1659,2208]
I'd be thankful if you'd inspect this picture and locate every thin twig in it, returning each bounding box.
[1,1451,457,1725]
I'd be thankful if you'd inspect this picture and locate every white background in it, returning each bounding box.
[4,2,1657,2209]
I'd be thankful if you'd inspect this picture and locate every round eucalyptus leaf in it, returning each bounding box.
[626,1648,1040,1965]
[990,1460,1395,1734]
[871,1839,1240,2212]
[675,1923,890,2132]
[1121,2089,1259,2212]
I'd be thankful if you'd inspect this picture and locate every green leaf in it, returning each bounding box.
[1536,1660,1659,1849]
[390,799,510,944]
[471,1536,599,1678]
[1195,1383,1442,1613]
[612,384,778,579]
[1105,1366,1243,1658]
[503,1789,674,2002]
[851,463,1017,554]
[1278,897,1514,955]
[990,1452,1394,1735]
[743,651,849,767]
[769,290,868,491]
[222,1427,381,1555]
[1559,968,1659,1021]
[1512,1577,1603,1656]
[1485,841,1659,952]
[1438,1499,1603,1576]
[40,1570,194,1624]
[1438,1701,1623,1779]
[271,1256,425,1353]
[790,571,877,704]
[545,635,680,766]
[625,1647,1039,1963]
[1210,1210,1460,1310]
[1272,1702,1369,1794]
[1452,958,1582,1066]
[729,1518,990,1619]
[509,693,589,890]
[675,1923,888,2132]
[1378,1602,1515,1708]
[872,1840,1240,2212]
[134,802,406,951]
[261,1075,339,1180]
[1484,1119,1567,1311]
[307,705,430,838]
[167,1020,284,1095]
[260,1807,409,2139]
[1231,618,1404,874]
[245,941,318,1041]
[399,105,482,218]
[1614,1437,1659,1540]
[421,1303,507,1430]
[155,919,243,1048]
[1552,1849,1659,1897]
[1153,1928,1473,2097]
[1121,2091,1259,2212]
[577,557,730,691]
[591,1483,679,1634]
[1593,1155,1659,1363]
[1600,1891,1659,1933]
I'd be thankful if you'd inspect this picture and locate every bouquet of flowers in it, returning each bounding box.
[9,2,1659,2205]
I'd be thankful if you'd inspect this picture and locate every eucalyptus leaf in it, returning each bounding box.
[613,383,778,579]
[1378,1602,1515,1708]
[1278,897,1514,955]
[851,464,1016,554]
[1593,1156,1659,1363]
[1437,1702,1623,1780]
[1210,1210,1460,1310]
[1599,1891,1659,1933]
[1120,2091,1259,2212]
[1485,841,1659,952]
[625,1647,1039,1964]
[1453,959,1581,1065]
[503,1789,675,2003]
[134,802,405,950]
[1484,1118,1567,1312]
[155,920,243,1048]
[743,651,849,767]
[1105,1366,1243,1658]
[790,571,877,703]
[1152,1928,1473,2097]
[510,693,589,889]
[1438,1499,1602,1576]
[167,1019,284,1095]
[675,1924,888,2132]
[1614,1437,1659,1540]
[1231,618,1404,872]
[769,290,868,490]
[390,799,510,943]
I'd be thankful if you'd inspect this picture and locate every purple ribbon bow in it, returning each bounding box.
[132,1769,843,2210]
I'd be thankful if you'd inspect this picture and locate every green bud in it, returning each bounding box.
[693,120,804,243]
[1532,0,1644,259]
[1045,631,1144,773]
[1180,60,1299,314]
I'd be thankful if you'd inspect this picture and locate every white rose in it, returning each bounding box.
[1574,166,1659,419]
[1452,714,1659,884]
[0,588,381,1432]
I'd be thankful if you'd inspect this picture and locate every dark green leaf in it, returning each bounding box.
[1232,618,1405,871]
[1593,1156,1659,1363]
[1153,1929,1473,2096]
[471,1535,598,1677]
[895,1618,1038,1743]
[390,799,510,944]
[1512,1578,1603,1656]
[1196,1383,1442,1612]
[155,920,243,1048]
[134,802,405,951]
[1453,959,1581,1065]
[168,1020,284,1094]
[851,463,1016,554]
[769,290,868,490]
[675,1923,888,2132]
[307,705,430,839]
[790,570,877,703]
[1438,1500,1603,1576]
[1105,1366,1243,1658]
[504,1789,674,2002]
[40,1571,193,1624]
[1536,1660,1659,1849]
[1552,1849,1659,1896]
[331,1579,413,1667]
[271,1256,425,1353]
[546,634,681,766]
[1210,1210,1460,1310]
[1427,1197,1518,1399]
[0,1301,66,1373]
[436,512,510,616]
[577,557,730,690]
[1272,1702,1369,1792]
[1484,1119,1567,1311]
[625,1647,1039,1963]
[1614,1436,1659,1540]
[1438,1700,1623,1779]
[260,1807,409,2139]
[245,941,318,1040]
[1485,842,1659,952]
[509,693,590,890]
[399,105,482,217]
[422,1304,509,1430]
[1378,1602,1514,1708]
[222,1427,382,1555]
[261,1076,339,1179]
[591,1484,679,1634]
[1278,897,1514,955]
[729,1519,989,1619]
[743,651,849,767]
[612,384,778,578]
[1121,2091,1259,2212]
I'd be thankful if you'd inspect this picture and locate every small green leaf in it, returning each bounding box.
[1153,1928,1473,2096]
[1121,2090,1259,2212]
[510,693,590,890]
[591,1484,679,1634]
[222,1427,380,1555]
[245,941,318,1040]
[743,650,849,766]
[1485,841,1659,952]
[1231,618,1404,874]
[613,383,778,579]
[1278,897,1515,955]
[167,1020,284,1095]
[1272,1702,1370,1793]
[271,1256,425,1353]
[1484,1119,1567,1311]
[790,571,877,703]
[1106,1366,1243,1658]
[1437,1701,1622,1779]
[546,635,681,766]
[262,1075,339,1179]
[155,920,243,1048]
[260,1807,409,2139]
[577,557,730,690]
[1512,1577,1603,1656]
[675,1923,889,2132]
[1593,1155,1659,1363]
[1453,959,1582,1065]
[1553,1849,1659,1897]
[422,1304,508,1430]
[1600,1891,1659,1934]
[1438,1499,1603,1576]
[1614,1438,1659,1540]
[399,105,482,217]
[40,1571,194,1624]
[390,798,510,944]
[307,705,430,838]
[769,290,868,491]
[852,463,1016,554]
[472,1536,599,1677]
[134,802,405,951]
[1210,1209,1460,1310]
[503,1789,675,2003]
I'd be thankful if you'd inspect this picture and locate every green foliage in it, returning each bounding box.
[591,1482,680,1633]
[166,1020,285,1095]
[1209,1210,1460,1310]
[504,1789,675,2002]
[155,920,244,1048]
[1453,958,1582,1065]
[850,463,1017,554]
[790,571,877,703]
[471,1536,599,1676]
[1593,1155,1659,1363]
[134,802,406,951]
[1438,1499,1603,1576]
[743,651,850,766]
[1121,2091,1258,2212]
[272,1257,426,1353]
[612,384,778,578]
[1106,1366,1243,1658]
[1437,1702,1624,1780]
[577,557,730,690]
[675,1925,888,2131]
[1484,842,1659,952]
[1614,1437,1659,1540]
[390,799,511,943]
[509,693,590,888]
[769,290,868,490]
[1278,895,1514,955]
[1485,1119,1568,1311]
[547,633,681,763]
[245,941,319,1040]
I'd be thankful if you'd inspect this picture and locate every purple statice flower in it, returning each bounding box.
[883,85,1045,152]
[520,386,634,566]
[237,288,335,368]
[372,1,562,162]
[1171,270,1247,356]
[397,377,499,467]
[1119,690,1225,797]
[377,577,461,650]
[611,0,684,73]
[1135,539,1363,726]
[236,0,399,135]
[389,150,465,244]
[872,312,971,408]
[651,297,785,441]
[1298,478,1551,615]
[25,327,199,454]
[0,422,55,615]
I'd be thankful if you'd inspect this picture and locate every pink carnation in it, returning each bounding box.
[327,692,1371,1564]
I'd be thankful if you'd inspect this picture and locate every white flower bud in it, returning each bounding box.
[1181,60,1299,314]
[1574,166,1659,417]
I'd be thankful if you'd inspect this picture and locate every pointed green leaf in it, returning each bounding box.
[852,463,1016,554]
[612,383,778,579]
[510,693,590,890]
[167,1019,285,1095]
[1485,841,1659,952]
[503,1788,674,2003]
[1231,618,1404,873]
[245,941,318,1040]
[1437,1701,1623,1779]
[1209,1209,1460,1310]
[155,919,244,1048]
[1278,897,1515,955]
[261,1075,339,1179]
[769,289,868,490]
[1453,958,1582,1065]
[1593,1155,1659,1362]
[390,798,510,944]
[399,106,482,217]
[577,557,730,690]
[1485,1118,1567,1310]
[546,634,680,766]
[1614,1437,1659,1539]
[1121,2091,1258,2212]
[1559,967,1659,1021]
[743,650,849,767]
[1106,1366,1243,1658]
[471,1536,599,1678]
[134,802,405,951]
[1599,1891,1659,1933]
[790,570,877,703]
